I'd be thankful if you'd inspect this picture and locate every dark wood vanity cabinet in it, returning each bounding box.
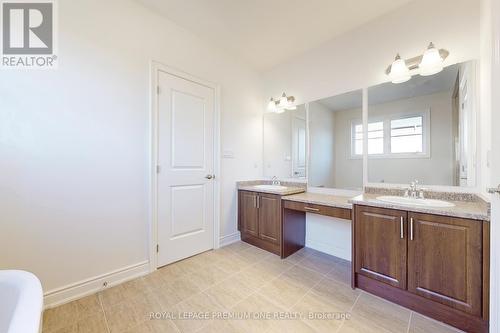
[239,191,259,237]
[257,193,281,245]
[238,190,281,255]
[407,212,483,316]
[355,206,407,289]
[354,205,489,333]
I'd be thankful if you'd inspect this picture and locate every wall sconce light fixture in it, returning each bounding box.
[267,92,296,112]
[386,42,449,84]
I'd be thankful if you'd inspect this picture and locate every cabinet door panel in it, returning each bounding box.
[239,191,258,237]
[407,213,482,316]
[355,206,407,289]
[258,194,281,245]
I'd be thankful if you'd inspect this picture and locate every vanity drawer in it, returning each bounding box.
[283,200,351,220]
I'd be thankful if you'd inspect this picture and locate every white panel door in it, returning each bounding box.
[157,70,215,267]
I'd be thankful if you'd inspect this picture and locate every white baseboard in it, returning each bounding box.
[306,239,351,262]
[43,261,150,309]
[219,232,241,247]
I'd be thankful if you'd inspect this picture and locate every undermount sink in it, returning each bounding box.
[253,184,288,191]
[376,195,455,208]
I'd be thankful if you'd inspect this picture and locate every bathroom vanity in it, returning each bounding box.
[238,183,353,258]
[237,184,490,332]
[237,182,306,256]
[351,193,490,333]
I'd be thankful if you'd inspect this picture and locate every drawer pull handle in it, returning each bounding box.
[304,207,320,212]
[410,217,414,241]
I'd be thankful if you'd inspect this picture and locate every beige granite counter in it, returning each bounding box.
[237,180,306,196]
[282,192,353,209]
[350,193,490,221]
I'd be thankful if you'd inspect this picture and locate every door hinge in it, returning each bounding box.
[156,165,161,173]
[156,244,159,253]
[157,86,160,94]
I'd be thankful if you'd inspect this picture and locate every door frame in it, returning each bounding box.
[149,61,221,272]
[489,0,500,329]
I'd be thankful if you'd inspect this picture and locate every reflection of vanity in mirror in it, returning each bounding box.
[368,61,476,187]
[263,104,307,180]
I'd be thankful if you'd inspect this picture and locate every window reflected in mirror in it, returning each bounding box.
[308,90,363,190]
[368,61,476,187]
[263,104,307,179]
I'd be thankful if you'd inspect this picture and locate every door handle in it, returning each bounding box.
[205,174,215,180]
[410,217,414,241]
[400,217,404,239]
[488,185,500,194]
[256,196,260,209]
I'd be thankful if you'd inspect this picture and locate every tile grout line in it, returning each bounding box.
[196,250,310,333]
[335,290,362,333]
[97,293,111,333]
[215,248,312,316]
[407,311,413,333]
[174,246,277,333]
[255,250,348,333]
[190,248,285,332]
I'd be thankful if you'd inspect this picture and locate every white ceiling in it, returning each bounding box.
[135,0,414,71]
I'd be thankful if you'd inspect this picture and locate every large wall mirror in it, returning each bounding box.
[308,90,363,190]
[263,104,307,179]
[367,61,477,187]
[263,60,478,190]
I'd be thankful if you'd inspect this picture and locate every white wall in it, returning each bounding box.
[0,0,263,295]
[308,102,335,187]
[305,214,351,261]
[367,92,455,185]
[263,0,479,105]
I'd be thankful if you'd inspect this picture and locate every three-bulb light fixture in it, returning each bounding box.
[267,92,296,113]
[387,42,449,84]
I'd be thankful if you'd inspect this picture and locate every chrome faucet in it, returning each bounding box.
[271,176,281,186]
[405,180,425,199]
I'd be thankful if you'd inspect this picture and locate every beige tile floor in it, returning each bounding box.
[42,241,464,333]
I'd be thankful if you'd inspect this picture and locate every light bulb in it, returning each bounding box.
[279,93,288,107]
[388,54,411,84]
[419,42,444,76]
[267,98,277,112]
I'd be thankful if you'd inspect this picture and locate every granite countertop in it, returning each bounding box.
[237,180,306,196]
[282,192,353,209]
[350,193,490,221]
